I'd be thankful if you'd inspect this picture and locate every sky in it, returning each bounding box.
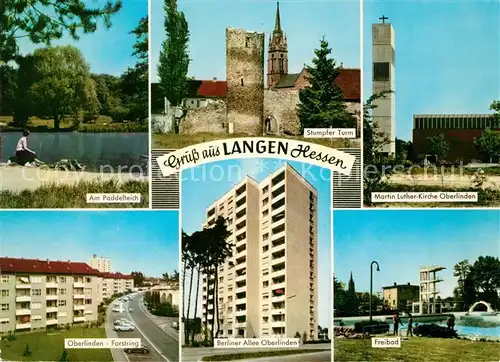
[0,211,179,278]
[364,0,500,141]
[151,0,361,83]
[334,209,500,299]
[16,0,147,76]
[181,158,332,327]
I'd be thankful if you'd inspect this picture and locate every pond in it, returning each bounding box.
[0,132,148,171]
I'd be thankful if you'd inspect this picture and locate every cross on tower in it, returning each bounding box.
[379,15,388,24]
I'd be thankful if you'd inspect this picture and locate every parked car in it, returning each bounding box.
[124,346,150,354]
[114,324,135,332]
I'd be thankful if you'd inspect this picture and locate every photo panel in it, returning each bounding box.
[333,209,500,361]
[363,0,500,208]
[180,159,332,361]
[0,1,149,209]
[0,211,180,361]
[150,0,363,209]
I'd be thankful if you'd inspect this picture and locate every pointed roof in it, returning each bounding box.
[274,1,282,33]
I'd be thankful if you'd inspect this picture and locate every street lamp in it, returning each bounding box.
[369,261,380,323]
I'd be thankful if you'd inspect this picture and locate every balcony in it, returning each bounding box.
[271,256,286,266]
[271,230,286,244]
[74,305,85,311]
[235,274,246,283]
[271,269,285,279]
[46,282,58,288]
[15,283,31,289]
[73,282,85,288]
[235,286,246,294]
[272,282,286,291]
[16,309,31,316]
[46,307,58,313]
[46,319,58,326]
[74,294,85,299]
[271,308,286,315]
[272,295,286,302]
[234,309,246,316]
[16,323,31,330]
[271,321,286,328]
[73,316,86,323]
[235,321,246,328]
[46,295,58,301]
[15,295,31,303]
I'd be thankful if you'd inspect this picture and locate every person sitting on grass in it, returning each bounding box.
[15,129,37,166]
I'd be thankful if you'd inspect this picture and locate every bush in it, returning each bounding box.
[23,344,32,357]
[353,320,390,334]
[414,323,458,338]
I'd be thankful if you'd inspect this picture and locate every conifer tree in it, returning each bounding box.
[157,0,190,134]
[298,38,356,131]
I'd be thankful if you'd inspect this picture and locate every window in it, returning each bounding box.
[197,100,200,107]
[1,276,9,283]
[84,288,92,295]
[31,276,42,283]
[86,278,91,283]
[1,290,9,297]
[373,62,390,81]
[85,298,92,305]
[58,300,67,307]
[31,289,42,296]
[262,210,269,217]
[1,304,9,311]
[31,302,41,309]
[59,277,66,283]
[59,288,67,295]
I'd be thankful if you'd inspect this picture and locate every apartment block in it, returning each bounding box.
[201,164,318,340]
[101,272,134,300]
[0,257,101,334]
[90,254,111,273]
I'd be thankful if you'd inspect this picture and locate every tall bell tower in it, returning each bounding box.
[267,1,288,88]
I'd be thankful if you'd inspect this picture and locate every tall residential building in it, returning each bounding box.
[90,254,110,273]
[201,164,318,340]
[101,272,135,300]
[0,257,101,333]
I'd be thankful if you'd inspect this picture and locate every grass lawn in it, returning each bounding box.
[0,179,149,208]
[334,337,500,362]
[152,132,354,149]
[0,115,147,133]
[0,327,113,361]
[201,349,327,361]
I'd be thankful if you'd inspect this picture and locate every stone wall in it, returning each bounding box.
[179,100,227,135]
[264,89,362,135]
[226,28,265,135]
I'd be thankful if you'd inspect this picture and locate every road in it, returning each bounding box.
[182,343,331,362]
[106,293,179,362]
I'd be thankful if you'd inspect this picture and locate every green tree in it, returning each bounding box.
[130,271,145,287]
[490,100,500,120]
[157,0,190,133]
[363,91,394,205]
[23,344,31,357]
[427,133,449,165]
[92,74,122,117]
[0,65,17,115]
[60,349,69,361]
[0,0,122,64]
[474,129,500,163]
[333,277,348,315]
[120,16,148,123]
[453,260,472,304]
[298,37,357,131]
[24,45,98,129]
[470,256,500,309]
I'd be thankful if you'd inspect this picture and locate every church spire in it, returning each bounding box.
[274,1,282,33]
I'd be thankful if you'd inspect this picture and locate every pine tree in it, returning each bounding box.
[23,344,32,357]
[157,0,190,134]
[298,38,356,131]
[60,349,69,361]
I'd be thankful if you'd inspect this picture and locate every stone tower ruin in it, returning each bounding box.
[226,28,265,135]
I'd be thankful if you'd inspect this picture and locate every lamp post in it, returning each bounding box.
[369,261,380,323]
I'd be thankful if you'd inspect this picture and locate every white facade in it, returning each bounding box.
[372,22,396,156]
[89,255,110,273]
